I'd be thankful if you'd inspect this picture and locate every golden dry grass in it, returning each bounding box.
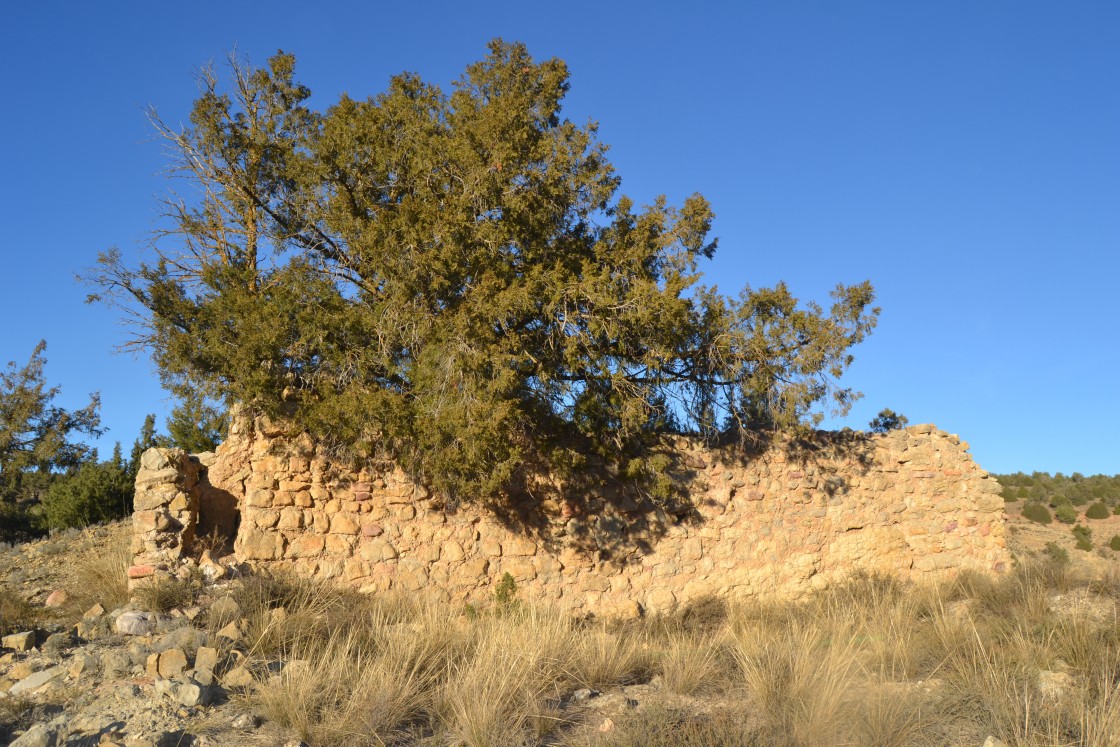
[226,559,1120,747]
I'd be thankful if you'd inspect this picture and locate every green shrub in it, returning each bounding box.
[1054,504,1078,524]
[1043,542,1070,564]
[40,457,132,531]
[1022,502,1052,525]
[1050,494,1072,508]
[1072,524,1093,551]
[1069,493,1089,506]
[1085,502,1111,520]
[1109,535,1120,552]
[494,572,519,611]
[1115,504,1120,516]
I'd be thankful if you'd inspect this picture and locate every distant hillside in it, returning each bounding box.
[995,471,1120,507]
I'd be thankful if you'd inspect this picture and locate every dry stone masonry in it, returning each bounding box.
[129,416,1009,614]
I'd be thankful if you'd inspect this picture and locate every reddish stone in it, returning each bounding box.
[979,523,991,536]
[787,471,804,479]
[944,520,958,532]
[561,502,581,518]
[943,469,963,476]
[353,492,372,502]
[746,490,765,501]
[913,471,937,479]
[352,482,372,493]
[127,565,155,579]
[361,523,383,538]
[44,589,68,608]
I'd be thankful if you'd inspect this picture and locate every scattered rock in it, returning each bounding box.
[221,665,254,689]
[43,589,68,608]
[209,595,241,624]
[9,665,65,695]
[83,602,105,619]
[231,712,259,730]
[116,611,155,636]
[41,631,75,656]
[598,717,615,733]
[68,652,98,678]
[157,648,188,678]
[982,737,1009,747]
[2,631,37,652]
[8,722,58,747]
[572,688,600,701]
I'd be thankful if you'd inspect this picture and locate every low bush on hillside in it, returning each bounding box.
[1110,534,1120,552]
[1072,524,1093,551]
[1055,504,1078,524]
[1022,502,1052,524]
[1085,502,1111,520]
[1043,541,1069,564]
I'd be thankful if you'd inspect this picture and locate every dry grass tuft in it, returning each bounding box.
[66,527,131,615]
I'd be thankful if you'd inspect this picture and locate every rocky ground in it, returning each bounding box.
[0,501,1117,747]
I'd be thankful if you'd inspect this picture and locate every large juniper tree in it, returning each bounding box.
[90,41,878,504]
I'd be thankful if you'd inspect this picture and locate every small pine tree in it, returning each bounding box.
[868,408,909,433]
[1072,524,1093,551]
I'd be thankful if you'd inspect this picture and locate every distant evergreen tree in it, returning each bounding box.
[164,391,227,454]
[40,444,133,530]
[868,408,909,433]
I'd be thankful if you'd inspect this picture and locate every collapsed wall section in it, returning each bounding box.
[131,420,1009,614]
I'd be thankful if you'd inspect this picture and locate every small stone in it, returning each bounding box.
[2,631,37,652]
[126,565,156,580]
[44,590,68,608]
[222,665,255,689]
[83,603,106,619]
[115,611,154,636]
[210,595,241,623]
[571,688,600,701]
[41,631,75,656]
[8,722,58,747]
[194,646,218,684]
[175,679,211,707]
[982,738,1009,747]
[231,713,259,730]
[216,621,241,642]
[9,665,65,695]
[68,653,98,679]
[598,718,615,733]
[101,650,132,679]
[158,648,188,678]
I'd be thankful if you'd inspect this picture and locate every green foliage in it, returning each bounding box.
[163,390,226,454]
[1110,535,1120,552]
[1084,502,1110,520]
[1054,504,1078,524]
[90,42,879,506]
[1071,524,1092,551]
[494,572,519,610]
[39,447,133,530]
[0,341,102,505]
[995,471,1119,512]
[1042,542,1069,565]
[867,408,908,433]
[129,414,160,482]
[1021,502,1052,525]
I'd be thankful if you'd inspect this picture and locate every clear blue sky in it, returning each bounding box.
[2,2,1117,476]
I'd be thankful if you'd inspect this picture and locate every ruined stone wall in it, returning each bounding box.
[130,419,1009,615]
